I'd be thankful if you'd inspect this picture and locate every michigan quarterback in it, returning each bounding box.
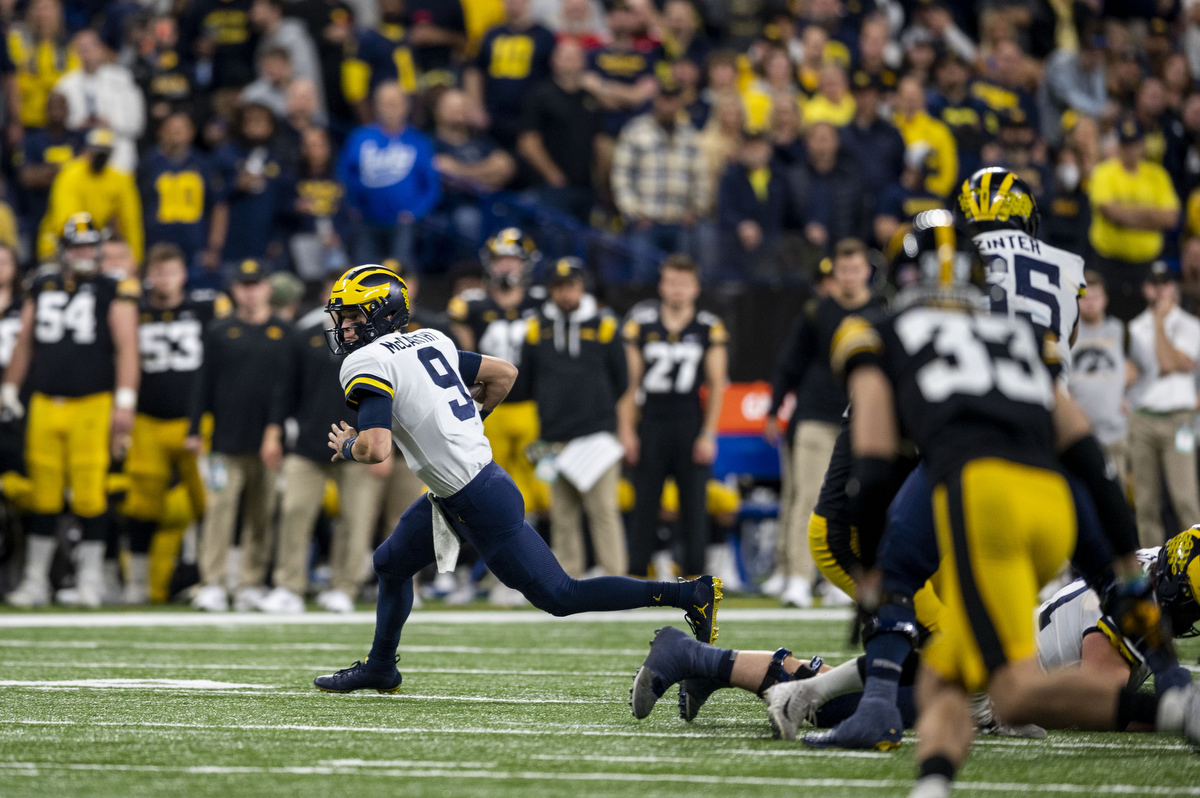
[312,264,722,694]
[3,213,140,607]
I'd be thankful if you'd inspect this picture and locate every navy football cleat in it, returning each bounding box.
[683,575,723,645]
[630,626,694,719]
[801,696,903,751]
[314,659,402,694]
[678,678,725,722]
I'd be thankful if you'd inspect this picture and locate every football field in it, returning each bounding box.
[2,603,1200,797]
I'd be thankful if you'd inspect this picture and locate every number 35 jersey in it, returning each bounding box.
[974,230,1085,375]
[340,327,491,498]
[834,305,1060,481]
[622,302,728,421]
[26,268,141,398]
[138,290,232,419]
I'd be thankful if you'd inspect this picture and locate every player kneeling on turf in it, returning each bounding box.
[313,264,722,694]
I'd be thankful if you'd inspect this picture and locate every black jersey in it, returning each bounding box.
[834,304,1059,482]
[622,301,728,421]
[25,268,141,397]
[138,289,232,420]
[0,296,24,369]
[446,287,544,403]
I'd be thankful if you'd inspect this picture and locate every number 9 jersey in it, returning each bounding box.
[974,229,1085,376]
[26,266,141,397]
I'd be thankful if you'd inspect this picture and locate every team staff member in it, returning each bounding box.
[520,258,628,578]
[448,228,548,515]
[767,239,879,608]
[123,244,229,605]
[38,128,145,264]
[3,214,140,608]
[259,273,389,614]
[619,254,728,578]
[187,259,289,613]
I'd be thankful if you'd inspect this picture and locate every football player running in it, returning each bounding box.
[313,265,722,694]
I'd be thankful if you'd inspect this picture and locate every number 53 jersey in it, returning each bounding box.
[340,327,491,498]
[26,268,141,397]
[833,305,1060,482]
[138,289,232,419]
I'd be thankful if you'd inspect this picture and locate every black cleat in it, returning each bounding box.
[630,626,694,719]
[682,576,723,645]
[314,659,402,694]
[678,678,725,722]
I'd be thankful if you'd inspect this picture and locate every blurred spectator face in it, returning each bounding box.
[663,0,696,38]
[0,247,17,289]
[741,136,772,169]
[935,56,970,95]
[772,95,800,138]
[895,76,925,116]
[286,79,320,122]
[706,57,738,92]
[1163,54,1190,98]
[436,89,470,131]
[29,0,62,37]
[1183,95,1200,134]
[608,4,637,38]
[232,278,273,313]
[1183,238,1200,287]
[102,240,136,279]
[552,39,586,81]
[146,256,188,302]
[658,264,699,309]
[1078,38,1103,71]
[379,0,404,22]
[1136,78,1166,120]
[652,89,685,126]
[762,48,793,88]
[504,0,530,22]
[45,92,67,128]
[801,26,828,66]
[301,127,331,169]
[560,0,592,26]
[74,30,105,72]
[672,58,700,91]
[1079,280,1107,323]
[550,277,585,312]
[712,92,744,133]
[905,39,937,76]
[251,0,282,30]
[261,52,292,84]
[805,122,838,164]
[373,83,409,131]
[832,251,870,297]
[859,18,888,64]
[993,41,1024,87]
[810,0,841,25]
[159,113,195,150]
[851,86,878,121]
[818,64,847,100]
[241,105,275,143]
[150,15,178,49]
[1119,138,1146,169]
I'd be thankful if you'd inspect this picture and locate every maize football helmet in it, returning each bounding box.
[325,264,411,354]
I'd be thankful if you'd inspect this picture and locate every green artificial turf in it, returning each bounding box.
[0,602,1197,797]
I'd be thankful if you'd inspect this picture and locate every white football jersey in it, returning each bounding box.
[974,230,1086,375]
[340,327,492,498]
[1035,548,1160,673]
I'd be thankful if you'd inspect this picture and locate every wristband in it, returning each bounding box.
[341,436,358,462]
[1,383,18,406]
[115,387,137,410]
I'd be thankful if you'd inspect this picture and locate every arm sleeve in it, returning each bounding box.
[356,392,392,430]
[457,349,482,384]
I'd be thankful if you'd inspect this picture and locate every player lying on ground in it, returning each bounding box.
[311,265,722,694]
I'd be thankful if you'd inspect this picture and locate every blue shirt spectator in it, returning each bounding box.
[15,92,81,234]
[583,2,658,137]
[140,112,212,259]
[839,72,905,202]
[337,82,440,270]
[717,132,796,282]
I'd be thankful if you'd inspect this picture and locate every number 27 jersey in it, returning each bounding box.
[622,302,728,420]
[834,305,1060,480]
[340,327,492,498]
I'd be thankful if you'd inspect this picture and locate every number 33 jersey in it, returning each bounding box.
[833,305,1060,481]
[974,230,1085,375]
[622,302,728,421]
[340,328,491,498]
[25,267,141,398]
[138,289,232,419]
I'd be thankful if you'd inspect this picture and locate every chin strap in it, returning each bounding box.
[756,649,824,698]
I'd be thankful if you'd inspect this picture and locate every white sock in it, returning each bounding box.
[1157,687,1187,733]
[22,535,56,586]
[909,775,951,798]
[75,541,105,586]
[127,554,149,593]
[811,657,866,701]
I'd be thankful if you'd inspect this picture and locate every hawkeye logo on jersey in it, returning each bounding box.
[379,329,439,353]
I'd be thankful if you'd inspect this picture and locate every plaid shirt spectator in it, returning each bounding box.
[611,111,710,224]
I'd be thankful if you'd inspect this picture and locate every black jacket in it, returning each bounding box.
[519,297,627,443]
[268,308,353,463]
[787,153,869,247]
[718,161,794,246]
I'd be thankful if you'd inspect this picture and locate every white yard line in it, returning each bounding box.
[0,761,1197,794]
[0,679,276,689]
[0,607,850,628]
[0,661,628,677]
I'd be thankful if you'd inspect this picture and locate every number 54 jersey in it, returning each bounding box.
[26,267,141,397]
[833,304,1061,482]
[340,327,492,498]
[137,289,232,419]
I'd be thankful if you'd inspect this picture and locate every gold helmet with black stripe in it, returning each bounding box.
[59,212,107,274]
[956,166,1039,238]
[891,209,987,309]
[1155,527,1200,638]
[324,263,411,354]
[481,227,539,289]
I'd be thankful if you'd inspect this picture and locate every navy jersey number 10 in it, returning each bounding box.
[418,346,476,421]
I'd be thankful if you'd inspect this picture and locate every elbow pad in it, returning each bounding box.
[1060,435,1138,557]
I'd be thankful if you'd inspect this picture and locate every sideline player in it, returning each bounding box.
[312,265,723,693]
[3,214,140,607]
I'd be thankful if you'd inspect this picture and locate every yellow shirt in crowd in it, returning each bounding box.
[803,94,856,128]
[7,30,78,128]
[1088,157,1179,263]
[38,157,144,263]
[892,110,958,198]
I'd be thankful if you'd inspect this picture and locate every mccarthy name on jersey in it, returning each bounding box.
[340,327,491,498]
